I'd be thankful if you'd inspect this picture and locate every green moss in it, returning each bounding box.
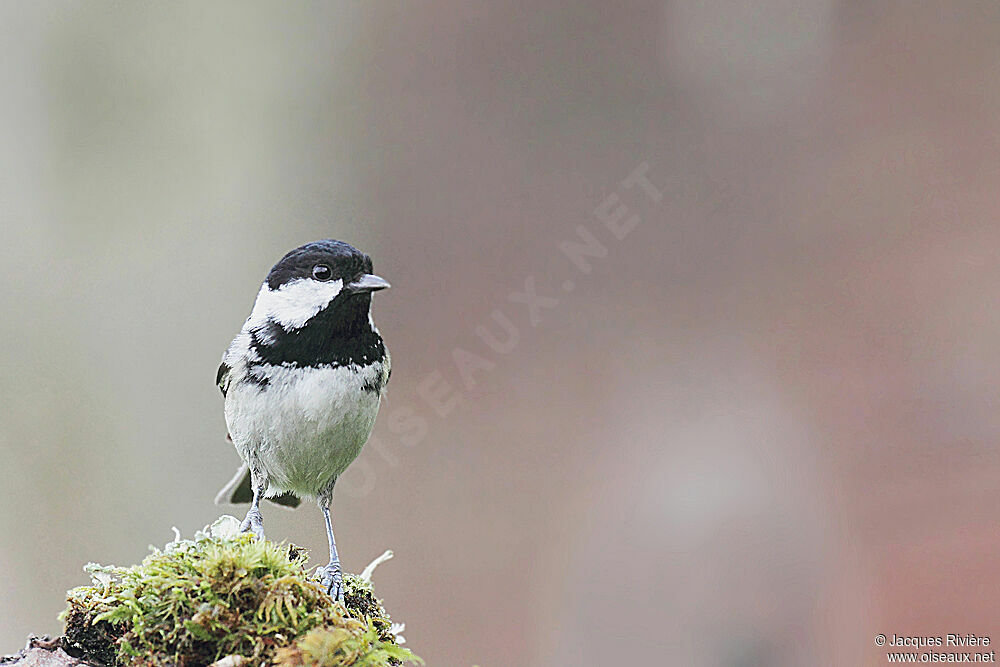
[273,623,416,667]
[61,517,421,667]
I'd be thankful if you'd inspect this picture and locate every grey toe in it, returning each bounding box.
[319,564,344,602]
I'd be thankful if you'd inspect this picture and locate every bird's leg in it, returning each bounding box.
[319,501,345,602]
[239,469,266,540]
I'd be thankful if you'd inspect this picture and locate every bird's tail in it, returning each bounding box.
[215,463,301,509]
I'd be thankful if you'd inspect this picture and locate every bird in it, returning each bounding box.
[214,239,391,601]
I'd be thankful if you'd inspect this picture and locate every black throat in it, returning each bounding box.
[250,292,385,369]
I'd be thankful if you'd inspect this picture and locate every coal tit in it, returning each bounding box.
[214,240,390,600]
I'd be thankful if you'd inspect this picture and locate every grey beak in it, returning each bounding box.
[345,273,390,293]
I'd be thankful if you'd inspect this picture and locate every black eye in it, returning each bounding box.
[312,264,332,281]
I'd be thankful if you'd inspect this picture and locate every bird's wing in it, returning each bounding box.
[216,361,232,396]
[215,361,233,396]
[218,330,255,397]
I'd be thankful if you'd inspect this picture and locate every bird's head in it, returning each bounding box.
[249,240,389,332]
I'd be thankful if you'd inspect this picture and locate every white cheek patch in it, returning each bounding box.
[246,278,344,331]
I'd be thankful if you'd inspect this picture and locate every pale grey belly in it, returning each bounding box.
[225,363,383,498]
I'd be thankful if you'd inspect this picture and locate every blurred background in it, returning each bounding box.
[2,2,999,665]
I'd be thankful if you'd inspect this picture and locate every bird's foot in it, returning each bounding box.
[239,508,264,541]
[318,562,344,603]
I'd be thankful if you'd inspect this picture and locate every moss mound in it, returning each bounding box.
[61,517,420,667]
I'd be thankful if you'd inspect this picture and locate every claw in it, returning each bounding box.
[240,508,264,541]
[319,564,344,602]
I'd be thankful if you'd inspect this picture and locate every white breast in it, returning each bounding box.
[224,361,385,498]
